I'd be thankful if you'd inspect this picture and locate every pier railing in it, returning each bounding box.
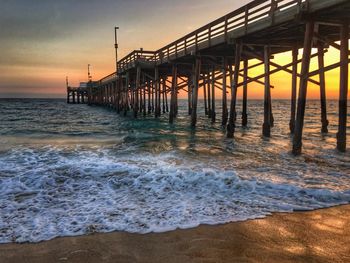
[110,0,306,78]
[99,72,117,84]
[117,50,156,73]
[153,0,306,63]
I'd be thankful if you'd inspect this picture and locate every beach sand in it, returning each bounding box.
[0,205,349,263]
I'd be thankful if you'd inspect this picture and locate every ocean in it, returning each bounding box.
[0,98,349,243]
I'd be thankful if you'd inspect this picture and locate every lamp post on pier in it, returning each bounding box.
[114,26,119,74]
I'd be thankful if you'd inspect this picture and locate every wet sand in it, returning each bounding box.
[0,205,349,263]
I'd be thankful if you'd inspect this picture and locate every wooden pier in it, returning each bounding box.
[69,0,350,155]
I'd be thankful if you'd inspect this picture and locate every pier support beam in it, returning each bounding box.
[242,58,248,127]
[134,66,141,118]
[318,45,329,133]
[222,58,228,126]
[188,79,192,115]
[155,68,161,118]
[67,91,70,104]
[337,22,349,152]
[124,73,129,116]
[148,80,152,114]
[211,68,216,123]
[143,80,147,117]
[165,83,169,113]
[169,65,178,124]
[77,91,80,104]
[191,57,201,128]
[263,46,271,137]
[293,21,315,155]
[72,91,76,104]
[227,43,242,138]
[151,80,155,113]
[207,73,212,118]
[290,46,298,133]
[204,74,208,116]
[162,78,166,113]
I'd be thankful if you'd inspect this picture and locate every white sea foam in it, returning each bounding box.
[0,146,349,243]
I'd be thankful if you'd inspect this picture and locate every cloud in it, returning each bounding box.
[0,0,252,97]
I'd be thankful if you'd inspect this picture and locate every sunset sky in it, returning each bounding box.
[0,0,348,99]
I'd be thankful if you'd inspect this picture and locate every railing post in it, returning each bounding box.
[209,26,212,47]
[297,0,302,13]
[224,16,228,42]
[244,6,249,34]
[175,43,178,58]
[270,0,277,25]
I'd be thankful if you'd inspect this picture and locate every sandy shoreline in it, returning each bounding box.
[0,205,349,263]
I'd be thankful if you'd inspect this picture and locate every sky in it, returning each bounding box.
[0,0,348,99]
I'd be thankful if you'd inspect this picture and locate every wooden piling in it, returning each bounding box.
[147,80,151,114]
[242,58,248,127]
[204,74,208,115]
[211,68,216,123]
[124,73,129,116]
[143,81,147,117]
[77,91,81,104]
[207,73,211,118]
[162,78,166,113]
[293,21,315,155]
[134,66,141,118]
[227,43,242,138]
[191,57,201,128]
[155,67,161,118]
[165,83,169,113]
[140,79,144,115]
[72,91,76,104]
[169,64,178,124]
[175,79,178,117]
[263,46,271,137]
[222,58,228,126]
[269,88,274,128]
[289,46,298,133]
[188,80,192,115]
[318,45,329,133]
[337,22,349,152]
[151,80,155,113]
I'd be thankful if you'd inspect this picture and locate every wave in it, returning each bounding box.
[0,146,349,243]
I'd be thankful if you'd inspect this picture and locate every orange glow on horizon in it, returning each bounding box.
[182,44,350,100]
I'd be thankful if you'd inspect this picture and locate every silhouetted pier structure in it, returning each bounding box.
[70,0,350,155]
[66,79,100,104]
[66,86,88,104]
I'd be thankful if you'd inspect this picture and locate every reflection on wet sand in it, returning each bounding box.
[1,205,349,263]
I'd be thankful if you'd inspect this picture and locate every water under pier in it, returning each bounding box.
[69,0,350,155]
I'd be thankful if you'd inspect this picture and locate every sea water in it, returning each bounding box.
[0,98,349,243]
